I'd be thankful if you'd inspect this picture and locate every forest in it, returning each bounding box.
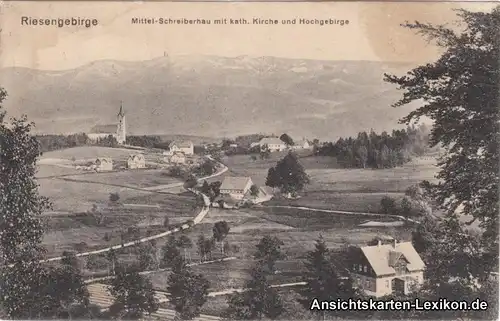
[317,124,434,169]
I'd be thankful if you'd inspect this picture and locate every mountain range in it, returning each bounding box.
[0,55,422,141]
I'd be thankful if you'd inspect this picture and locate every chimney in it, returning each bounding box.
[392,239,398,248]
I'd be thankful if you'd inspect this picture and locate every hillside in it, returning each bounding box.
[0,55,420,140]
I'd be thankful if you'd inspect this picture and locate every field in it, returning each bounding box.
[220,153,439,213]
[35,146,200,256]
[61,169,181,189]
[148,206,413,298]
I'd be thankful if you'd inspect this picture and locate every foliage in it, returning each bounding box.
[160,235,183,268]
[317,125,432,169]
[265,152,309,195]
[297,236,358,318]
[61,250,79,269]
[166,264,210,320]
[108,267,159,319]
[385,6,500,318]
[35,133,89,153]
[250,184,260,197]
[192,159,218,177]
[253,236,286,273]
[109,192,120,203]
[213,221,230,255]
[177,234,193,262]
[163,216,170,228]
[380,196,397,214]
[279,133,294,146]
[125,135,163,148]
[224,265,284,320]
[137,242,157,271]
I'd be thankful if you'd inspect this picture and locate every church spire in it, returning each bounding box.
[117,101,125,117]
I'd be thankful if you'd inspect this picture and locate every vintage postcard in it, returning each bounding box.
[0,1,498,320]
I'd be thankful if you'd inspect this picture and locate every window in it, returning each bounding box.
[359,265,362,272]
[385,280,390,288]
[353,264,357,271]
[363,266,367,273]
[415,276,419,282]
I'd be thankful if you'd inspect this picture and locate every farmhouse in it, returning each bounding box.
[292,139,312,150]
[127,153,146,169]
[220,176,253,200]
[259,137,287,152]
[95,157,113,172]
[165,140,194,156]
[348,239,425,298]
[169,152,187,165]
[87,104,126,144]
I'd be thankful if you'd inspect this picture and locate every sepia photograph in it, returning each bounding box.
[0,1,498,320]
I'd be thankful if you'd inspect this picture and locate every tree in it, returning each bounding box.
[250,184,260,197]
[213,221,230,256]
[400,197,414,217]
[197,234,209,262]
[380,196,396,214]
[225,265,284,320]
[108,267,159,319]
[0,87,53,318]
[166,265,210,320]
[137,242,157,271]
[297,236,357,320]
[109,192,120,203]
[254,236,286,274]
[177,234,193,263]
[200,180,211,195]
[160,236,183,268]
[61,250,79,269]
[279,133,294,146]
[356,145,368,168]
[184,175,198,189]
[384,5,499,307]
[106,248,118,275]
[163,216,170,228]
[267,152,309,196]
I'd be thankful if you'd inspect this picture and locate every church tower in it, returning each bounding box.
[116,102,126,144]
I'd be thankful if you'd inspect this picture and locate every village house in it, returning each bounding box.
[127,153,146,169]
[95,157,113,172]
[169,152,187,165]
[292,139,312,150]
[165,140,194,156]
[347,239,425,297]
[220,176,254,200]
[259,137,287,152]
[87,104,126,144]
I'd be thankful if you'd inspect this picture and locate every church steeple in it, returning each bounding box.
[117,101,125,117]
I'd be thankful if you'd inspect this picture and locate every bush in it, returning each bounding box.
[109,192,120,203]
[380,196,397,214]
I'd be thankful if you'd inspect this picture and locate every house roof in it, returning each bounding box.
[296,140,309,146]
[259,137,285,146]
[89,124,118,134]
[96,157,112,163]
[359,241,425,276]
[171,152,186,158]
[128,154,145,161]
[169,140,193,149]
[220,176,252,191]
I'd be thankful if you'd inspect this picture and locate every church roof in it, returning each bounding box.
[90,124,118,134]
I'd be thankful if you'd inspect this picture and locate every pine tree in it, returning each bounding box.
[298,236,357,320]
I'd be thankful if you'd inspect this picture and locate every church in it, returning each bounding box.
[87,103,126,144]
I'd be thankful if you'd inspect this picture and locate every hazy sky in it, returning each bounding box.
[0,1,496,70]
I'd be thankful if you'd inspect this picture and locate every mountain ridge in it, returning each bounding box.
[0,55,419,141]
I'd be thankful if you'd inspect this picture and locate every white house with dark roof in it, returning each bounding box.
[95,157,113,172]
[292,139,312,150]
[220,176,253,200]
[127,153,146,169]
[164,140,194,156]
[348,239,425,297]
[259,137,287,152]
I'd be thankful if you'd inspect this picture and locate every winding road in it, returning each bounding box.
[17,157,229,267]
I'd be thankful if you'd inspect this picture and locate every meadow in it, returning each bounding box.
[221,153,439,213]
[147,206,413,296]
